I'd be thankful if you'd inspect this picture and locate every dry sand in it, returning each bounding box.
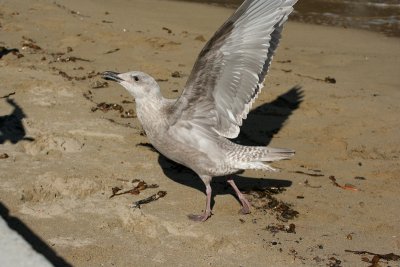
[1,0,400,266]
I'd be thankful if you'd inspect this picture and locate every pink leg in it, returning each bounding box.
[188,176,212,222]
[227,178,251,214]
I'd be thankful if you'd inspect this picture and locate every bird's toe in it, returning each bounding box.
[239,207,251,215]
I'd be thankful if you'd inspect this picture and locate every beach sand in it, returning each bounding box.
[1,0,399,266]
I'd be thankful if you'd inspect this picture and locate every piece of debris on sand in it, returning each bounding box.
[131,191,167,208]
[109,180,159,199]
[245,186,299,222]
[266,223,296,234]
[329,176,358,191]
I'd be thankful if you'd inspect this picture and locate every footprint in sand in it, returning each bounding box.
[23,134,84,155]
[20,172,102,203]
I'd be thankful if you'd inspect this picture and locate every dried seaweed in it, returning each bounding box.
[277,59,292,63]
[90,80,109,89]
[266,223,296,234]
[109,180,159,199]
[328,257,342,267]
[131,191,167,208]
[346,233,353,240]
[111,187,122,195]
[91,102,123,113]
[325,76,336,84]
[109,187,139,198]
[329,176,358,191]
[162,27,172,34]
[84,90,135,119]
[83,90,94,102]
[0,153,9,159]
[295,73,337,84]
[52,67,100,81]
[288,248,306,261]
[293,170,324,177]
[120,109,136,118]
[246,186,299,222]
[354,176,366,180]
[50,54,92,63]
[171,71,181,78]
[21,36,42,52]
[368,255,382,267]
[53,1,89,17]
[104,48,120,54]
[345,250,400,262]
[281,69,292,73]
[103,118,136,129]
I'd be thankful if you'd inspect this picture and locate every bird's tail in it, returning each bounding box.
[250,146,295,162]
[230,146,295,172]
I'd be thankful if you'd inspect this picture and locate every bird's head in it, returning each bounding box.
[102,71,161,100]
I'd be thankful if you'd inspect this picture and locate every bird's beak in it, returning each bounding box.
[102,71,123,82]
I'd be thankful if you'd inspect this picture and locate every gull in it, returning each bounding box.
[103,0,297,221]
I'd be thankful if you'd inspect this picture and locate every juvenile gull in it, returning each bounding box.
[103,0,297,221]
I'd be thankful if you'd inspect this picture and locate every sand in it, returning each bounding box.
[1,0,399,266]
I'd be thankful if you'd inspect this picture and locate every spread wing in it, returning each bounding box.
[168,0,297,138]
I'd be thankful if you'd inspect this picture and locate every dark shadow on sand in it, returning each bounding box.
[0,202,72,267]
[138,86,303,210]
[0,98,34,144]
[157,154,293,210]
[0,47,19,59]
[234,85,303,146]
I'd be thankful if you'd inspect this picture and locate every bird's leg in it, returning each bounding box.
[188,176,212,222]
[227,178,251,214]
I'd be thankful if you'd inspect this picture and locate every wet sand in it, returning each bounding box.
[1,0,400,266]
[171,0,400,37]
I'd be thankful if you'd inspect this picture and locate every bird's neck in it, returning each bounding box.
[135,96,173,136]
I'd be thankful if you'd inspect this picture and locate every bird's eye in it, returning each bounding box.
[133,76,139,82]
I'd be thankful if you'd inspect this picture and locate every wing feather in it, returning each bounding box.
[168,0,297,138]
